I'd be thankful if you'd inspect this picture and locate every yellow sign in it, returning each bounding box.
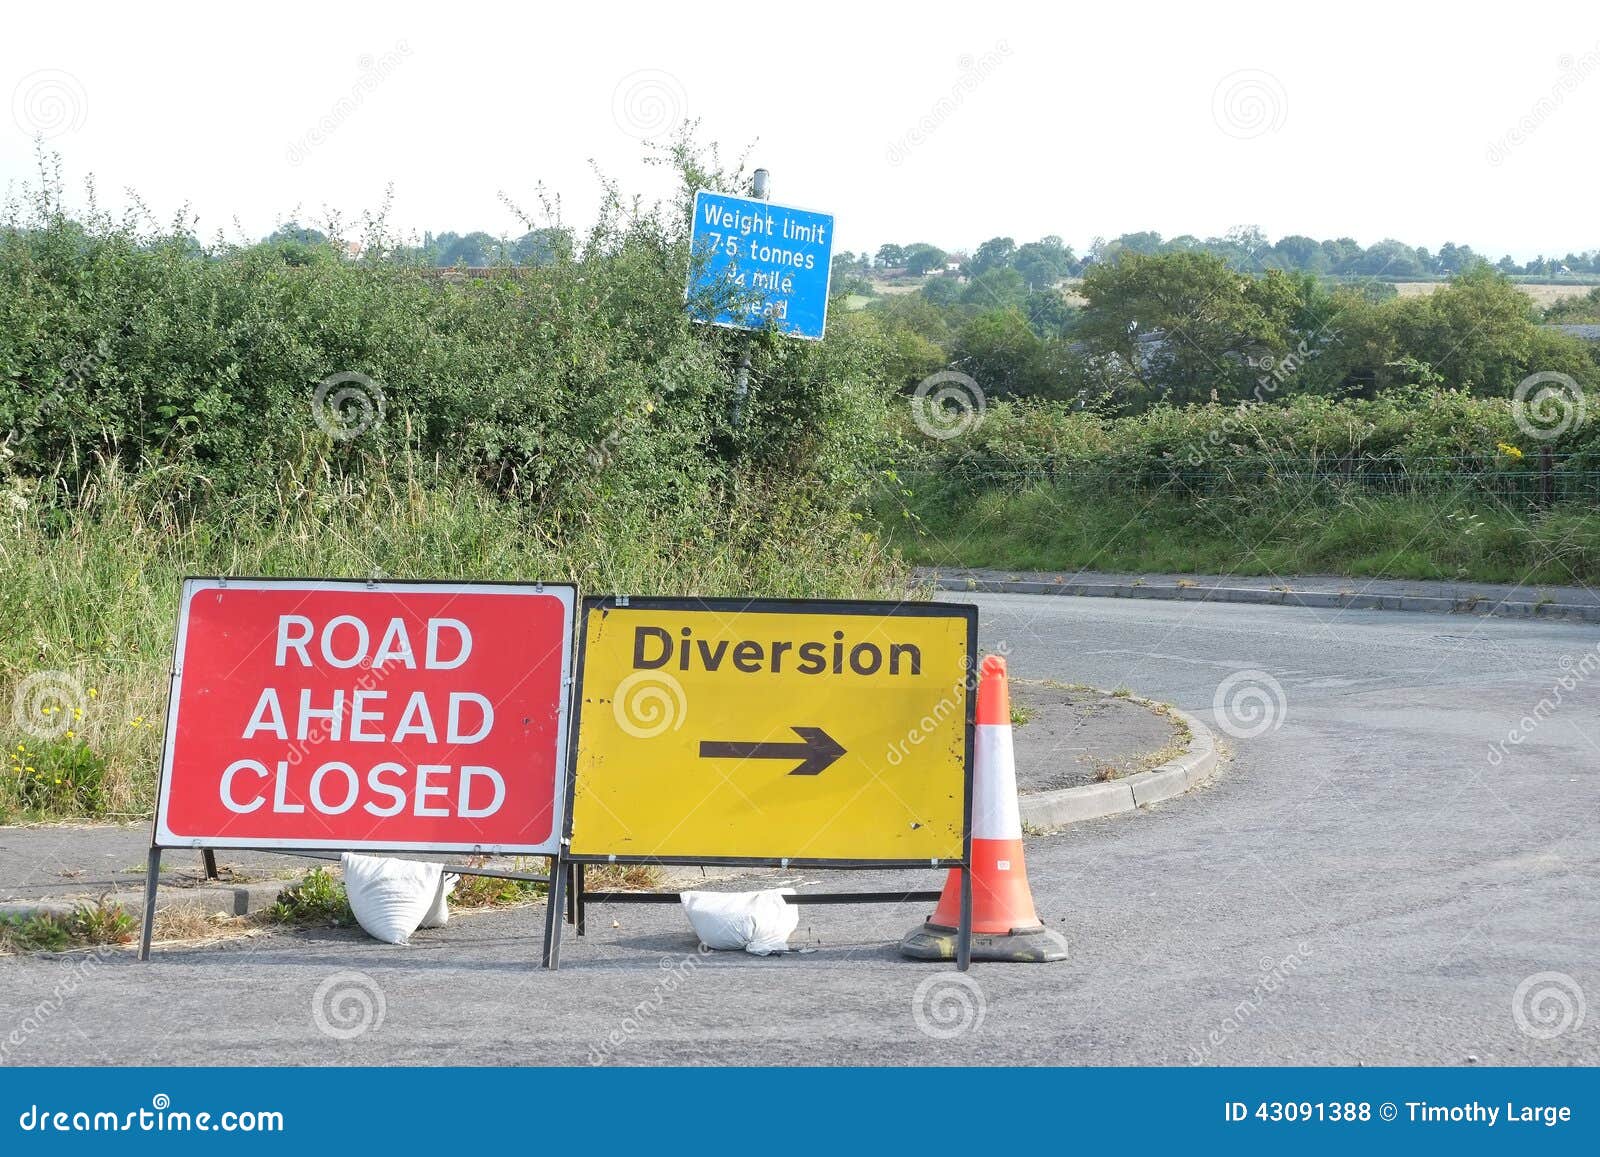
[567,598,975,864]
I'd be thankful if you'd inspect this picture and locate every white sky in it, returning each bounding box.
[4,1,1598,261]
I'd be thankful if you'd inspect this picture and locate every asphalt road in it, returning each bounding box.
[3,594,1596,1066]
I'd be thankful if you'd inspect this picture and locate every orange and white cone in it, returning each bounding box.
[901,654,1068,963]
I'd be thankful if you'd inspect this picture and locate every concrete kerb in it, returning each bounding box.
[934,575,1600,624]
[1019,703,1219,832]
[0,880,286,924]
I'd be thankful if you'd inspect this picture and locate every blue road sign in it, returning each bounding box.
[686,190,834,341]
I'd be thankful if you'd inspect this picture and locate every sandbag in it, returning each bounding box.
[679,889,798,955]
[341,853,443,945]
[420,873,459,929]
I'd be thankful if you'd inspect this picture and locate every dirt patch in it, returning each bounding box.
[1010,680,1188,793]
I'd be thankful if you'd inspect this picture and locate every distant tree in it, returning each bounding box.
[259,222,336,266]
[1322,238,1364,273]
[960,266,1028,310]
[266,222,328,246]
[902,243,947,276]
[510,227,570,266]
[1269,234,1328,274]
[1023,288,1075,338]
[1112,231,1165,257]
[951,308,1053,398]
[1077,251,1297,405]
[875,243,907,268]
[1014,236,1075,290]
[968,236,1016,277]
[919,273,964,306]
[1356,239,1423,277]
[434,231,500,266]
[1436,242,1477,275]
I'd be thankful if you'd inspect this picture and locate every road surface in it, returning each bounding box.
[2,594,1596,1065]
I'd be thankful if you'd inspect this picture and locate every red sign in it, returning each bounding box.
[154,579,576,854]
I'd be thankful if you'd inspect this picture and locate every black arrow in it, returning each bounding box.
[698,726,847,776]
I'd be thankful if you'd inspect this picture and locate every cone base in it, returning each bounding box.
[899,921,1069,963]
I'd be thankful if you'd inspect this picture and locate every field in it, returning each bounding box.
[868,274,1597,308]
[1393,280,1597,307]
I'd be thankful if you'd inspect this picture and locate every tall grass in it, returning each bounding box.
[0,453,906,822]
[891,478,1600,586]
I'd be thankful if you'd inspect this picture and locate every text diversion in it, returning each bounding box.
[216,614,506,819]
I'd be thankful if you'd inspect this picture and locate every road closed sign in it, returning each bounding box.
[154,578,576,854]
[566,597,976,865]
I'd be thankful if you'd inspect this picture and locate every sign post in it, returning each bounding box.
[685,182,834,342]
[546,596,977,969]
[686,172,835,428]
[142,577,577,960]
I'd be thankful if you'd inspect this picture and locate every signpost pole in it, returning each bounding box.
[543,854,569,970]
[729,167,771,429]
[137,846,161,961]
[957,859,973,971]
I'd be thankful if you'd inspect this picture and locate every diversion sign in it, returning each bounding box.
[153,578,576,854]
[565,597,976,865]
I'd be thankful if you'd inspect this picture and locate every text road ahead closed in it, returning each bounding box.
[155,579,575,853]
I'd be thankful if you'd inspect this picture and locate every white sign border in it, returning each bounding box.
[152,577,577,855]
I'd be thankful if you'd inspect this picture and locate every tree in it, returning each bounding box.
[1268,235,1327,274]
[902,243,947,276]
[510,227,570,266]
[875,243,907,269]
[1014,236,1074,290]
[951,308,1052,399]
[1076,251,1301,406]
[960,267,1028,310]
[968,236,1016,277]
[1112,231,1165,257]
[920,273,963,305]
[1356,239,1423,278]
[434,231,500,266]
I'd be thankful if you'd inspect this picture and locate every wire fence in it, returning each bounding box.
[893,453,1600,506]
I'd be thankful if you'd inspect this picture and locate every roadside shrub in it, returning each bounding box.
[264,868,355,928]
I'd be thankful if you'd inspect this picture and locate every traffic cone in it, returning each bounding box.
[901,654,1068,963]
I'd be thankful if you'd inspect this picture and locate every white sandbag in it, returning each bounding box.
[419,873,459,929]
[680,889,798,956]
[341,853,443,945]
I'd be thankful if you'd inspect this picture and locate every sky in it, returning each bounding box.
[4,1,1599,261]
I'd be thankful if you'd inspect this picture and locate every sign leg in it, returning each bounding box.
[138,847,162,961]
[543,854,568,970]
[201,849,219,880]
[956,864,973,972]
[575,864,587,936]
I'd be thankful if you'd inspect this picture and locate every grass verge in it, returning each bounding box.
[887,481,1600,586]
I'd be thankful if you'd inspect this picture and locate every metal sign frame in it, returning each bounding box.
[543,595,977,970]
[139,575,578,961]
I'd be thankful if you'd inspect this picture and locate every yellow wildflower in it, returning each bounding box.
[87,687,98,698]
[1496,441,1524,460]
